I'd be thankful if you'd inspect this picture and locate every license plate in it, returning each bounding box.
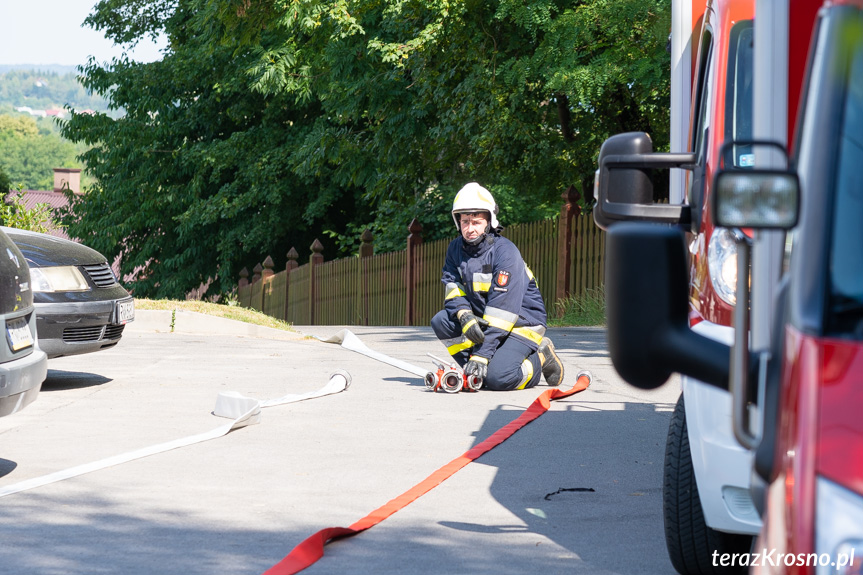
[6,317,33,352]
[115,298,135,324]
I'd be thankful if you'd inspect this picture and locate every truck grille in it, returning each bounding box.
[63,324,126,343]
[81,263,118,288]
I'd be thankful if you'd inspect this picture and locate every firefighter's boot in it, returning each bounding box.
[538,337,564,386]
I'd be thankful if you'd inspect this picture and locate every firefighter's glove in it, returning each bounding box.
[464,356,489,381]
[458,310,489,345]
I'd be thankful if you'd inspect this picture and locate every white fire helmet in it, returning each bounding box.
[451,182,500,230]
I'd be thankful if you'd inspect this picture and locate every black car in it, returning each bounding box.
[2,227,134,359]
[0,227,47,415]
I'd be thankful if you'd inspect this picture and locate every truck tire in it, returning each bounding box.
[664,394,752,574]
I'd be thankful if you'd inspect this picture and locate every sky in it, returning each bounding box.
[0,0,165,67]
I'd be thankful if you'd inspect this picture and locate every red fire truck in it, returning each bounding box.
[592,0,863,573]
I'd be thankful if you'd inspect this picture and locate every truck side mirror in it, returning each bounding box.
[605,222,731,390]
[593,132,696,230]
[710,140,799,450]
[597,131,655,205]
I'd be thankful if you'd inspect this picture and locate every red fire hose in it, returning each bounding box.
[263,370,592,575]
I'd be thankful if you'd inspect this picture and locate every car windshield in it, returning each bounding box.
[829,22,863,335]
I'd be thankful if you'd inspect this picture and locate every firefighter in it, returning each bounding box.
[431,182,565,390]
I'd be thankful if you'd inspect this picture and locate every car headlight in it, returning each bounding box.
[30,266,90,292]
[707,227,738,306]
[816,476,863,575]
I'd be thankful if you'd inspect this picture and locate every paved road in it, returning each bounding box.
[0,315,681,575]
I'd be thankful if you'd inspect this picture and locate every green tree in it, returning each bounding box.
[0,114,81,190]
[0,167,10,196]
[63,0,670,298]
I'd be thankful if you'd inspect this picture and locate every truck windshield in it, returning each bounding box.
[829,30,863,335]
[724,20,754,168]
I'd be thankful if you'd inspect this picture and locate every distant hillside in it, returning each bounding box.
[0,68,112,115]
[0,64,78,75]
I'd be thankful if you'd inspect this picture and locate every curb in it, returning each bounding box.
[126,309,304,341]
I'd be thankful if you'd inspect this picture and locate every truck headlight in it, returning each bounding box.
[30,266,90,292]
[708,227,738,306]
[816,476,863,575]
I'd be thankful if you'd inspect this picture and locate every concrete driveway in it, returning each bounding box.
[0,312,680,575]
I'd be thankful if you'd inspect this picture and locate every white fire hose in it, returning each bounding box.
[0,370,351,499]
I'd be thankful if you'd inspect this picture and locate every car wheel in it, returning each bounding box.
[664,394,752,574]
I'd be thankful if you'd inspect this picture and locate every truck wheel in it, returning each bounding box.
[664,394,752,574]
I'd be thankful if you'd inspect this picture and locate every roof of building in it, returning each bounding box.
[10,189,72,240]
[15,189,70,211]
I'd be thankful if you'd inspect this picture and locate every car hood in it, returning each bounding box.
[1,227,108,268]
[0,228,33,313]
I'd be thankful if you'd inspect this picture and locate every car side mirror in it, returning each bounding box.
[593,132,697,230]
[605,222,731,390]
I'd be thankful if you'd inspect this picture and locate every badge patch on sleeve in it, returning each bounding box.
[495,270,511,287]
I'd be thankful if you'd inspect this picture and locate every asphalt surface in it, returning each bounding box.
[0,312,681,575]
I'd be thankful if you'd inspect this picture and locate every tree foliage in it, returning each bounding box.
[0,185,58,234]
[0,167,11,196]
[0,114,82,190]
[62,0,670,299]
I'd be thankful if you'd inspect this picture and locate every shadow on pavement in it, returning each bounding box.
[0,459,17,479]
[546,327,608,358]
[306,395,678,575]
[0,493,291,575]
[383,376,426,387]
[460,397,676,575]
[42,370,113,391]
